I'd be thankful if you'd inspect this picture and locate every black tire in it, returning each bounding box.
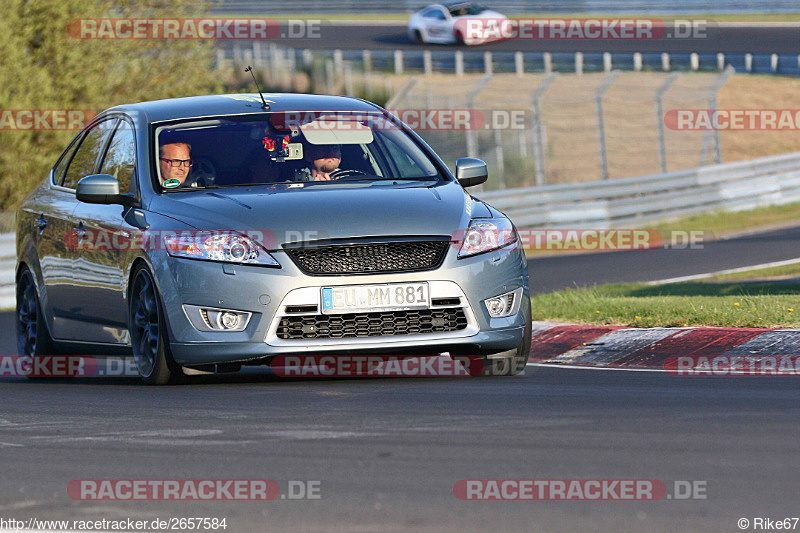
[412,30,423,44]
[128,266,180,385]
[454,31,465,46]
[16,267,56,358]
[481,317,532,377]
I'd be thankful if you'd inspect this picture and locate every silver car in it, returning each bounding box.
[16,93,531,384]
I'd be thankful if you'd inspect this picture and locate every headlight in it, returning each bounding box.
[164,232,280,267]
[458,218,518,258]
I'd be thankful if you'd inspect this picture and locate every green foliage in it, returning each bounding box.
[0,0,221,209]
[533,281,800,328]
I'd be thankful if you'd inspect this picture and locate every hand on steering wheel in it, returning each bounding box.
[329,169,367,180]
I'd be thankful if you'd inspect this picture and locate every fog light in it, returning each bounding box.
[484,287,523,318]
[182,305,252,332]
[219,311,240,330]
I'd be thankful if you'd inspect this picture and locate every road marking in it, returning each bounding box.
[528,362,666,372]
[645,257,800,285]
[0,441,23,447]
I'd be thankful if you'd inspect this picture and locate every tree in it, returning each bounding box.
[0,0,222,209]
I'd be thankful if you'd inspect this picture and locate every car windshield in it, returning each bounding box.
[154,112,441,191]
[447,3,486,16]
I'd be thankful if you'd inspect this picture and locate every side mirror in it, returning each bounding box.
[76,174,134,206]
[455,157,488,188]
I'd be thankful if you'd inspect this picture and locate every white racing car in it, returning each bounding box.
[408,2,507,45]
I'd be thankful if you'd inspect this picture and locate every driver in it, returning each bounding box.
[294,143,342,182]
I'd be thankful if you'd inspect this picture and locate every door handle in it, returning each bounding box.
[34,214,47,233]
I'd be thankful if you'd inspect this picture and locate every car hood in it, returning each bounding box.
[147,181,492,248]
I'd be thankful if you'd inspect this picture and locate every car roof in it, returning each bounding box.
[106,93,382,124]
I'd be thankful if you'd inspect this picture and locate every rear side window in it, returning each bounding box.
[62,118,117,189]
[99,120,136,194]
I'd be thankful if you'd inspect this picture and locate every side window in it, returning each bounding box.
[99,120,136,194]
[52,132,84,185]
[62,118,117,189]
[422,8,445,19]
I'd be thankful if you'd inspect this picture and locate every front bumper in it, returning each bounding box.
[148,243,530,366]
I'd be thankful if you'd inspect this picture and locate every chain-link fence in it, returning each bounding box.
[217,44,756,192]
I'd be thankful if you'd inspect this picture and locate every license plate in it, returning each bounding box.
[321,283,429,314]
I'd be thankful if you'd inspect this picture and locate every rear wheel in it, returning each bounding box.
[128,266,180,385]
[16,267,56,357]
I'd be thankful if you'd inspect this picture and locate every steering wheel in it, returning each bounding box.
[329,169,367,180]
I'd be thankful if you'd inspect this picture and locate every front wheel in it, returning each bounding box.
[481,318,532,377]
[128,266,180,385]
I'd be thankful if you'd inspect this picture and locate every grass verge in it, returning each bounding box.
[533,281,800,327]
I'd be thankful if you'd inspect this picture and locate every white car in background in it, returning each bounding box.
[408,2,507,45]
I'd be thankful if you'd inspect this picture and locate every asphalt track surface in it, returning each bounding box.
[1,226,800,532]
[529,225,800,293]
[269,22,800,54]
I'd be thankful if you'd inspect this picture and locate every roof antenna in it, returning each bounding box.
[244,66,270,110]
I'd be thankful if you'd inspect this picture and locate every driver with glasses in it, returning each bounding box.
[159,142,193,188]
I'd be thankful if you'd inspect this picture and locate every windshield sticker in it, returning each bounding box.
[163,178,181,189]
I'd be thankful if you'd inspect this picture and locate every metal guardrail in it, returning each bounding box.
[0,234,15,310]
[2,150,800,308]
[478,151,800,228]
[209,0,800,14]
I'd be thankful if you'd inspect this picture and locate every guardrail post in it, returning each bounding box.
[394,49,404,75]
[484,52,493,75]
[603,52,612,72]
[633,53,642,72]
[362,50,372,73]
[701,65,735,165]
[423,50,432,75]
[595,70,620,180]
[515,52,524,76]
[745,53,752,72]
[333,49,343,73]
[544,52,552,73]
[717,53,725,71]
[252,41,263,68]
[344,64,354,96]
[575,52,583,74]
[531,73,557,186]
[215,49,226,70]
[325,58,335,94]
[661,52,670,71]
[655,72,681,174]
[302,48,313,67]
[455,50,464,76]
[466,74,493,159]
[690,53,699,71]
[771,53,779,73]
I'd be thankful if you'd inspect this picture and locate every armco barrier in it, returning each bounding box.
[477,151,800,228]
[2,150,800,309]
